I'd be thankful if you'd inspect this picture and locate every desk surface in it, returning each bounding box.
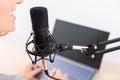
[0,42,120,80]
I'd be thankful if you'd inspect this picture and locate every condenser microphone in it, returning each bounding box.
[30,7,49,57]
[29,7,61,80]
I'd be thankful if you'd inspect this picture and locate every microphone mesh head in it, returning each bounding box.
[30,7,48,30]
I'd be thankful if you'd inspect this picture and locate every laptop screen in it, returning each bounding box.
[52,19,109,69]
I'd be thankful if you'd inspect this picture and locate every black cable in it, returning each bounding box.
[44,70,61,80]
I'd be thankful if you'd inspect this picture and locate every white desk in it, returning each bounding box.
[92,61,120,80]
[0,42,120,80]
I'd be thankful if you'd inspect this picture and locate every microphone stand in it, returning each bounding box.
[26,32,120,80]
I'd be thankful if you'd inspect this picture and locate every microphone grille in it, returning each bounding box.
[30,7,48,29]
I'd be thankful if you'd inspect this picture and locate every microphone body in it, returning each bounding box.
[30,7,49,57]
[29,7,61,80]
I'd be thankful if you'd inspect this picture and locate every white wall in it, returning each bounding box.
[0,0,120,62]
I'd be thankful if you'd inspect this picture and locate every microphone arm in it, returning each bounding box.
[92,37,120,55]
[53,37,120,59]
[68,37,120,58]
[84,37,120,57]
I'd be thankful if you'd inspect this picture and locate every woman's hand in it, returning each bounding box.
[48,69,68,80]
[19,63,42,80]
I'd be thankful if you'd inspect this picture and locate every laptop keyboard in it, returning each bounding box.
[36,55,96,80]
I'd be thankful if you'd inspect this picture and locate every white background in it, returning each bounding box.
[0,0,120,63]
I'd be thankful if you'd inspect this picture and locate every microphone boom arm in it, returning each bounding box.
[55,37,120,58]
[76,37,120,58]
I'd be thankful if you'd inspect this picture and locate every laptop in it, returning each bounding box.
[37,19,109,80]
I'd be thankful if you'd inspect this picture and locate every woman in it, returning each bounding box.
[0,0,68,80]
